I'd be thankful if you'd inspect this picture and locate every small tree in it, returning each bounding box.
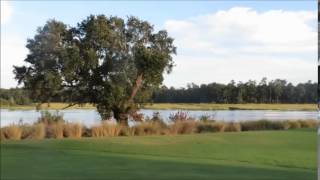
[14,15,176,125]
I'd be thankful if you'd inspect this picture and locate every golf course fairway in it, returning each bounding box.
[0,129,316,180]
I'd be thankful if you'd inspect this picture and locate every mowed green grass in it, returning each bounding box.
[0,129,317,180]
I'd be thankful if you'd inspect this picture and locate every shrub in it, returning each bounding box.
[2,125,22,140]
[169,111,190,122]
[64,123,82,138]
[196,122,224,133]
[37,111,64,125]
[199,114,215,123]
[224,122,241,132]
[151,112,162,121]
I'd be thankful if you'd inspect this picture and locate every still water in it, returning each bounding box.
[0,109,317,127]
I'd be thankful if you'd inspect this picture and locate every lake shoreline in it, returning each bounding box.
[1,103,317,111]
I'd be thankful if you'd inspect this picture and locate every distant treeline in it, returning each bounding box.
[0,88,33,105]
[152,78,317,103]
[1,78,317,105]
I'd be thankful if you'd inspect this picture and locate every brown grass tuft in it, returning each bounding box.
[64,123,82,138]
[46,122,64,139]
[298,120,318,128]
[132,122,165,136]
[91,123,122,137]
[169,120,197,135]
[21,123,45,139]
[2,125,22,140]
[196,121,225,133]
[0,128,6,141]
[224,122,241,132]
[286,121,301,129]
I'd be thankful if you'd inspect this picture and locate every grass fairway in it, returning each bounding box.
[0,129,317,180]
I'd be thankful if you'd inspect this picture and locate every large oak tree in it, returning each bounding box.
[14,15,176,125]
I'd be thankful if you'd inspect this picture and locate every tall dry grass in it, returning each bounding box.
[64,123,82,138]
[196,121,224,133]
[91,123,122,137]
[0,128,6,140]
[298,120,318,128]
[2,125,22,140]
[21,123,45,139]
[46,122,64,139]
[224,122,241,132]
[169,121,197,135]
[240,120,287,131]
[132,121,167,136]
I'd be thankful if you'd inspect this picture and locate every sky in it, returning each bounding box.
[1,0,317,89]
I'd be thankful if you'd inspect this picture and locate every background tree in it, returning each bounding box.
[14,15,176,125]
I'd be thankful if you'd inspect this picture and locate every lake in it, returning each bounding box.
[0,109,318,127]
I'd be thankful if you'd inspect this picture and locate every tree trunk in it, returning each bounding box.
[112,74,143,126]
[113,107,129,126]
[128,73,143,103]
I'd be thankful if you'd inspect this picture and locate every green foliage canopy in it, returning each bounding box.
[14,15,176,124]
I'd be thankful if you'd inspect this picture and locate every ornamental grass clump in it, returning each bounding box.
[240,120,287,131]
[196,121,225,133]
[133,121,167,136]
[64,123,82,138]
[298,120,318,128]
[2,125,22,140]
[21,123,45,139]
[224,122,241,132]
[169,120,197,135]
[286,120,301,129]
[91,123,122,137]
[46,122,64,139]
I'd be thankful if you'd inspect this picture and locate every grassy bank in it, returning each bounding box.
[0,129,316,180]
[1,103,96,110]
[143,103,317,111]
[1,102,317,111]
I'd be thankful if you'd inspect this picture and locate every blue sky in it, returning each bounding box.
[1,1,317,88]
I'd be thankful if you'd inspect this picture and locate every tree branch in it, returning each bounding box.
[61,103,78,110]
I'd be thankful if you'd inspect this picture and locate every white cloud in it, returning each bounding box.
[163,7,317,87]
[163,55,317,88]
[1,33,28,88]
[1,1,13,24]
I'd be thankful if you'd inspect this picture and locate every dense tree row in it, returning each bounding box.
[0,88,32,105]
[152,78,317,103]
